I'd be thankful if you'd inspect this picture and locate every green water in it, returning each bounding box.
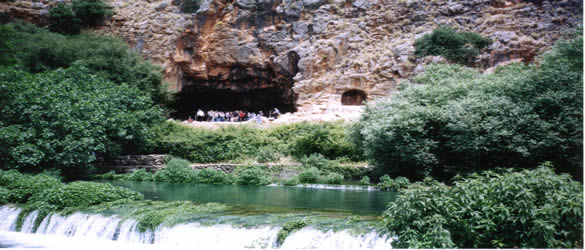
[98,180,395,214]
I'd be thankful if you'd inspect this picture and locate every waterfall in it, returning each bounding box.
[0,205,391,249]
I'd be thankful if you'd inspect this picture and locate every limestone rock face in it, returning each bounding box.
[1,0,582,120]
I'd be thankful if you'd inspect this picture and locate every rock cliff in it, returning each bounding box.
[1,0,582,120]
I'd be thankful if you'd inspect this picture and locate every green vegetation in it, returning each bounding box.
[376,175,410,191]
[146,121,364,163]
[276,219,312,245]
[256,146,281,163]
[153,158,194,183]
[1,22,171,105]
[297,167,320,183]
[48,3,81,35]
[325,172,344,184]
[359,176,370,186]
[414,26,491,65]
[0,170,143,226]
[0,65,162,179]
[384,166,583,248]
[354,30,583,181]
[174,0,202,13]
[234,167,271,185]
[49,0,112,35]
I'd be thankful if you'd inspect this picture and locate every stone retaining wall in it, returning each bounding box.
[96,154,166,173]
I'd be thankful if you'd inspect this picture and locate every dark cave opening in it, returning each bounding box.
[169,86,297,119]
[341,89,367,106]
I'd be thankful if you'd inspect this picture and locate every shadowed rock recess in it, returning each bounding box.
[1,0,581,119]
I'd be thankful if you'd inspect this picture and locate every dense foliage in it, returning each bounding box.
[1,22,171,105]
[0,170,143,214]
[49,0,112,35]
[354,31,583,181]
[276,219,312,245]
[48,3,81,35]
[384,166,583,248]
[414,26,491,65]
[376,175,410,191]
[146,121,363,163]
[0,66,162,178]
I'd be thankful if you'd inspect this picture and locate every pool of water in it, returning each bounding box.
[97,180,395,214]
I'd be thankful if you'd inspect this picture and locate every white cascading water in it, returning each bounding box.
[0,205,391,249]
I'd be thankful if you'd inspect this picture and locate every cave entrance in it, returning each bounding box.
[341,89,367,106]
[169,86,297,119]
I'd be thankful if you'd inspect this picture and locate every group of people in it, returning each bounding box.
[190,108,281,123]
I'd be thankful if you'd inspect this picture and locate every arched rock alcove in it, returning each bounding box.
[341,89,367,106]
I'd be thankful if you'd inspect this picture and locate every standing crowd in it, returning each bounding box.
[191,108,280,123]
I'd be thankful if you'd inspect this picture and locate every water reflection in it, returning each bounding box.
[98,181,395,214]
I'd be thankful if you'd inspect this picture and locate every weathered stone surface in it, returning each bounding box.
[1,0,581,121]
[96,154,167,173]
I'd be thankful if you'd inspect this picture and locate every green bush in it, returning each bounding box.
[48,0,111,35]
[153,158,194,183]
[354,31,583,181]
[385,166,583,248]
[72,0,112,27]
[377,175,410,191]
[256,147,280,163]
[0,187,8,204]
[276,219,312,245]
[289,122,363,161]
[48,3,81,35]
[325,172,343,184]
[414,26,491,65]
[29,181,143,213]
[359,176,370,186]
[0,170,62,203]
[0,65,162,178]
[0,170,143,214]
[193,168,234,184]
[235,167,270,185]
[298,167,320,183]
[1,22,171,105]
[127,169,153,181]
[282,177,300,186]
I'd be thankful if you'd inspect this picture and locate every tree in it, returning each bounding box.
[0,65,163,179]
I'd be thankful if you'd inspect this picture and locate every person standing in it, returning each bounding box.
[196,109,204,122]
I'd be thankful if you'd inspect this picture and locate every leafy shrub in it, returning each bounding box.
[385,166,583,248]
[96,171,116,180]
[235,167,271,185]
[49,0,111,35]
[298,167,320,183]
[29,181,143,213]
[282,177,300,186]
[377,175,410,191]
[354,31,583,181]
[173,0,202,13]
[414,26,491,65]
[1,22,171,105]
[256,147,280,163]
[193,168,234,184]
[289,122,363,161]
[325,172,343,184]
[0,170,143,214]
[48,3,81,35]
[72,0,112,27]
[153,158,194,183]
[0,187,10,204]
[276,219,312,245]
[127,169,153,181]
[0,65,162,178]
[359,176,370,186]
[0,170,62,203]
